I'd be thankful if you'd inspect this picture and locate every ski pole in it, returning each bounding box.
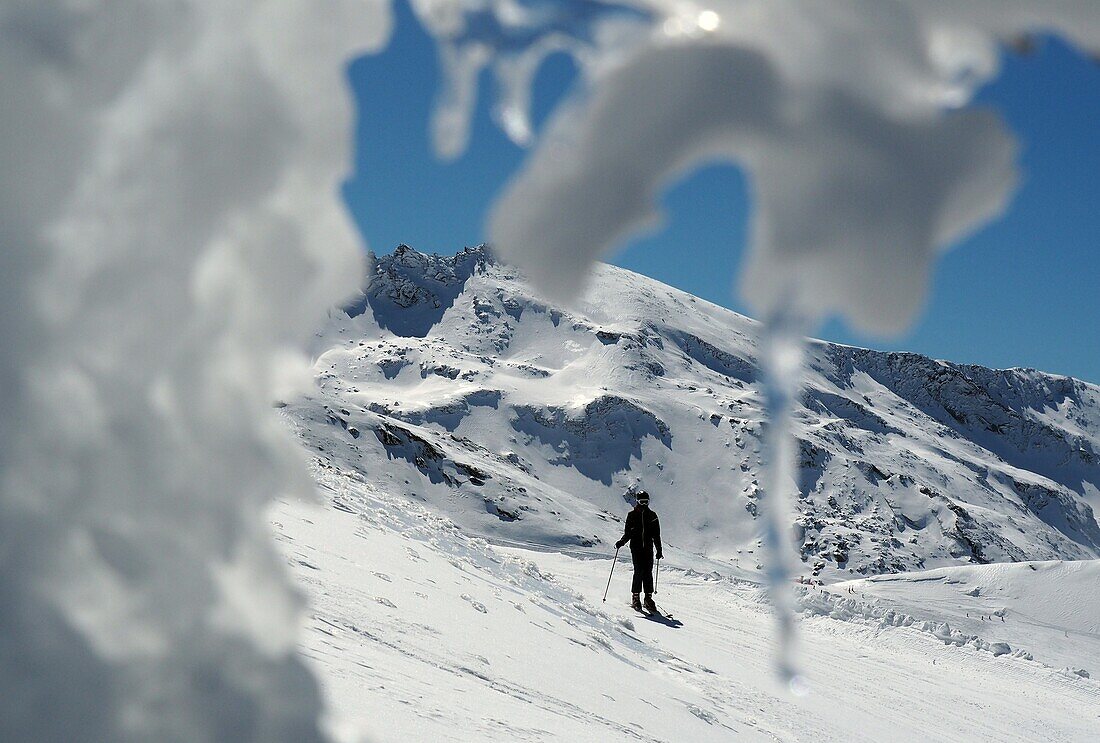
[602,547,620,602]
[654,558,660,595]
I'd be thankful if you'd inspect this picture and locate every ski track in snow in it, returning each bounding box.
[273,464,1100,743]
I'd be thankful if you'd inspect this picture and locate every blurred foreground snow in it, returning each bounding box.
[1,1,391,739]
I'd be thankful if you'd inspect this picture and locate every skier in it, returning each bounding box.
[615,491,662,613]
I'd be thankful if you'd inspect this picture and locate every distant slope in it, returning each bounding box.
[285,245,1100,580]
[828,560,1100,674]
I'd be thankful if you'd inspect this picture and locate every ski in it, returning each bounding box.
[628,603,677,622]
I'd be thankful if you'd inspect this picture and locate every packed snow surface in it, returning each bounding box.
[273,466,1100,742]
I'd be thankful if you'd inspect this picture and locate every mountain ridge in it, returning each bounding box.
[288,245,1100,580]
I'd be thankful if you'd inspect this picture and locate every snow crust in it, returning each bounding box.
[1,2,390,739]
[825,560,1100,674]
[475,1,1100,332]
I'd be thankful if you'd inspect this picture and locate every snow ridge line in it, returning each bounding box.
[794,586,1096,683]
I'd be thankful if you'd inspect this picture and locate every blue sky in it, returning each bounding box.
[344,2,1099,383]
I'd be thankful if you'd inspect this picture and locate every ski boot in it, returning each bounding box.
[631,593,643,612]
[643,594,657,614]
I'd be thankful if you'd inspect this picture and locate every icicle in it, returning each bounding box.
[416,0,650,158]
[758,299,812,695]
[432,41,490,160]
[492,46,550,148]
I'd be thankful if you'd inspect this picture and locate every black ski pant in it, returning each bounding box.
[630,552,654,595]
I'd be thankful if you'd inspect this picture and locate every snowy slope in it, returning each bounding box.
[272,465,1100,743]
[285,245,1100,581]
[827,561,1100,675]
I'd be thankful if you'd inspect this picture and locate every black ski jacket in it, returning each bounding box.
[616,506,662,561]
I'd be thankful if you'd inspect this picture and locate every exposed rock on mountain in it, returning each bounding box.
[287,246,1100,579]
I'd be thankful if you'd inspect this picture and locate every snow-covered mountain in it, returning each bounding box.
[284,245,1100,581]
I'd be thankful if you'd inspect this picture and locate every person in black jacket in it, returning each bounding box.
[616,491,662,613]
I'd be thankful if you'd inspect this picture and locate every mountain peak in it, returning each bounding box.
[344,245,495,335]
[309,251,1100,579]
[386,243,494,268]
